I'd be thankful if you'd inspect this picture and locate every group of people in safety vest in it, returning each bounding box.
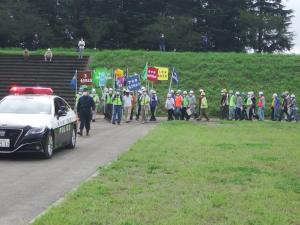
[165,89,209,121]
[219,89,298,122]
[75,86,298,136]
[101,87,158,125]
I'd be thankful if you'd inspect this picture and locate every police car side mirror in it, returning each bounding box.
[57,109,67,118]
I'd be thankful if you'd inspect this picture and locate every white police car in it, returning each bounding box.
[0,87,77,158]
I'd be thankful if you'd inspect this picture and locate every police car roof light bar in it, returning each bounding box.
[10,87,54,95]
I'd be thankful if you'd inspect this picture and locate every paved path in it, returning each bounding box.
[0,120,157,225]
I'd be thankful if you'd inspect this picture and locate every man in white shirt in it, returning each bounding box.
[123,90,132,123]
[78,37,85,59]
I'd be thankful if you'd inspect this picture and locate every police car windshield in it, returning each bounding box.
[0,96,51,114]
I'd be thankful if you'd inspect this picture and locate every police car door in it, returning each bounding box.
[53,97,69,147]
[60,98,75,144]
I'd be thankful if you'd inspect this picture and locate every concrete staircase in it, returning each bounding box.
[0,55,89,107]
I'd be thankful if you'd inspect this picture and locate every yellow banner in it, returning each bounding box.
[114,68,124,78]
[156,67,169,81]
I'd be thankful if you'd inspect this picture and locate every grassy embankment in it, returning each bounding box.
[32,121,300,225]
[1,48,299,116]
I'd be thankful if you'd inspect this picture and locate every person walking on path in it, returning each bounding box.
[188,90,197,119]
[105,88,113,121]
[90,88,100,122]
[235,91,243,120]
[182,91,190,120]
[257,91,266,121]
[198,92,209,121]
[150,90,158,121]
[290,94,299,122]
[136,91,142,120]
[123,90,132,123]
[271,93,280,121]
[140,90,150,123]
[78,37,85,59]
[165,93,175,121]
[174,91,183,120]
[246,92,253,120]
[279,92,291,121]
[77,88,95,136]
[112,91,123,125]
[220,89,229,120]
[130,91,136,121]
[228,90,236,120]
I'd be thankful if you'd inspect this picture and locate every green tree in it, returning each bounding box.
[241,0,294,52]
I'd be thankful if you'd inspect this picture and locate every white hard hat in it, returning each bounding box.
[125,89,130,93]
[47,48,51,51]
[177,89,182,93]
[273,93,277,98]
[170,90,174,93]
[167,93,171,98]
[189,90,194,94]
[183,91,187,95]
[259,91,263,96]
[109,88,113,91]
[291,94,296,98]
[236,91,240,95]
[152,90,156,94]
[199,89,204,93]
[92,88,96,94]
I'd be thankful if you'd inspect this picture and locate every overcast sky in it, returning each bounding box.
[284,0,300,53]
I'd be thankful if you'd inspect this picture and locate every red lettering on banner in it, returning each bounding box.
[78,71,92,85]
[147,67,158,81]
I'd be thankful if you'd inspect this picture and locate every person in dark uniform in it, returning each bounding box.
[77,88,95,136]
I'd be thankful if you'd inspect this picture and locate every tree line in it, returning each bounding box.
[0,0,294,52]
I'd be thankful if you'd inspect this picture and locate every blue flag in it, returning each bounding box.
[126,75,141,91]
[172,68,179,84]
[70,71,77,89]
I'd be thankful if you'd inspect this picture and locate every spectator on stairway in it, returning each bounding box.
[32,33,40,50]
[78,37,85,59]
[44,48,53,62]
[23,48,29,61]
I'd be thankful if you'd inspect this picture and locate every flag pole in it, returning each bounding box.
[113,69,116,91]
[168,67,173,93]
[75,69,78,95]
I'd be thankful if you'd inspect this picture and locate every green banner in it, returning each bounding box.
[92,68,110,87]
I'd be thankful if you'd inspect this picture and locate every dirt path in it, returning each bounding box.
[0,119,157,225]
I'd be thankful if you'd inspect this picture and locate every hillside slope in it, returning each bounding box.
[1,49,299,116]
[89,50,300,116]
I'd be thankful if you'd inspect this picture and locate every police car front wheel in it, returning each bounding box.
[43,133,54,159]
[67,128,76,149]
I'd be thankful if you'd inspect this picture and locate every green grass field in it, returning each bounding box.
[1,48,299,116]
[32,121,300,225]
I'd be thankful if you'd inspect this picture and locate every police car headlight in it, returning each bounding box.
[25,127,46,136]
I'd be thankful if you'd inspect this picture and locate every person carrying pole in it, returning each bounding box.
[198,91,209,121]
[140,89,150,123]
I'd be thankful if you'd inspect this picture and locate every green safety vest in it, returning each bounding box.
[183,96,189,107]
[229,95,236,107]
[247,98,252,106]
[141,95,150,106]
[91,94,99,103]
[106,94,113,104]
[201,97,208,109]
[113,96,122,105]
